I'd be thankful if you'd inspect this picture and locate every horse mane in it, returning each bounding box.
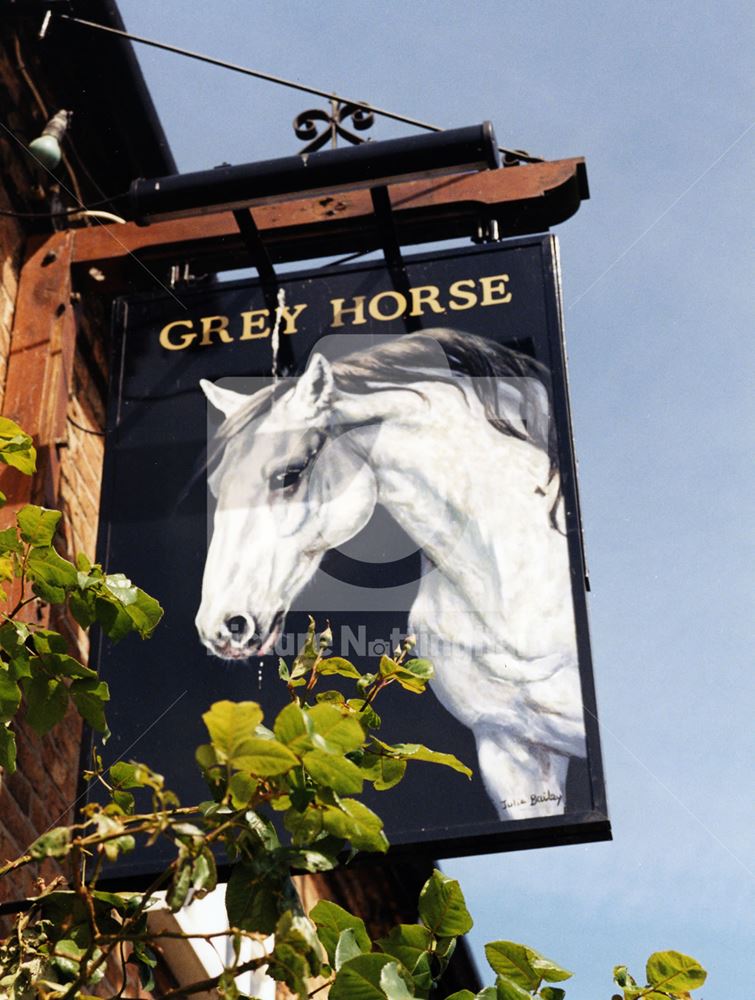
[193,328,562,527]
[330,328,557,474]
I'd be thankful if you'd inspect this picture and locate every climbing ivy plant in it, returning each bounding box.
[0,418,706,999]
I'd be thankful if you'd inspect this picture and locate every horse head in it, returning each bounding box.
[195,354,378,660]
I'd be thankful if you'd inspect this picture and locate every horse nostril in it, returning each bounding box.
[224,615,252,641]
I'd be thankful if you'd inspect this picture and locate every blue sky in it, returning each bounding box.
[114,2,754,996]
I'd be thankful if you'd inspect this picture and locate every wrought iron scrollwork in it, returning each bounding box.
[293,99,375,153]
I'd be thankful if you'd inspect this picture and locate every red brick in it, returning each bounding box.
[5,770,32,814]
[0,790,38,852]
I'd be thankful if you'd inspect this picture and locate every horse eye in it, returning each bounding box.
[269,465,307,492]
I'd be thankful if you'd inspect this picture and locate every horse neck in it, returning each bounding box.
[346,384,561,604]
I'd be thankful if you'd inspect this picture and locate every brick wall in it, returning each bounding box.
[0,32,110,902]
[0,268,108,909]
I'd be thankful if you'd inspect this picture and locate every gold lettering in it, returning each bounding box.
[239,309,270,340]
[448,279,478,311]
[331,296,367,328]
[409,285,445,317]
[199,315,234,347]
[479,273,512,307]
[280,303,308,335]
[368,291,407,322]
[159,319,197,351]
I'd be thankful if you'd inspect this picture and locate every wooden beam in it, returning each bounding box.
[71,159,587,293]
[1,231,76,501]
[0,231,76,620]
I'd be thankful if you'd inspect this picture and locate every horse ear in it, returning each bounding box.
[293,354,334,415]
[199,379,246,418]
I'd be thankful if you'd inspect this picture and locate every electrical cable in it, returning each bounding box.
[0,116,186,307]
[12,32,89,213]
[0,191,127,218]
[58,13,542,164]
[68,209,126,224]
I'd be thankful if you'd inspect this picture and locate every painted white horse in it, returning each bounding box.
[195,330,587,820]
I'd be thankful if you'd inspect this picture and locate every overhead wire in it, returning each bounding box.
[57,13,542,164]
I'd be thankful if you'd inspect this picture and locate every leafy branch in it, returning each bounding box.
[0,418,707,999]
[0,418,162,773]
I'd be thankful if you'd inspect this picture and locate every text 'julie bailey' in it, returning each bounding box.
[158,272,513,351]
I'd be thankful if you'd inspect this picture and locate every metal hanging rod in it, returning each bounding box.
[55,13,542,164]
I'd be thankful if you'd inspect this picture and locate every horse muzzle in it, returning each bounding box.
[200,609,284,660]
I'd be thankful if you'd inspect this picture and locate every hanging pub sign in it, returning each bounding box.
[91,235,610,880]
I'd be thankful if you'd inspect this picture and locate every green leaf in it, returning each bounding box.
[377,924,433,990]
[26,545,78,603]
[348,698,382,730]
[0,527,22,554]
[112,789,135,813]
[166,856,193,910]
[393,658,434,693]
[287,842,342,873]
[303,748,364,794]
[419,870,473,937]
[30,629,67,655]
[104,572,138,605]
[360,752,406,790]
[335,927,366,970]
[0,724,17,772]
[612,965,633,988]
[530,951,572,984]
[52,936,86,978]
[380,961,419,1000]
[69,590,96,629]
[191,849,218,898]
[330,953,401,1000]
[271,910,323,984]
[234,737,298,776]
[123,587,163,638]
[110,762,145,790]
[311,900,372,964]
[0,667,21,723]
[225,861,298,935]
[317,656,362,679]
[93,594,133,641]
[379,654,401,677]
[539,989,566,1000]
[95,813,136,862]
[307,703,365,753]
[70,678,110,733]
[228,771,258,808]
[645,951,706,993]
[484,942,544,991]
[494,976,532,1000]
[16,505,61,546]
[91,889,136,914]
[202,700,263,762]
[322,799,388,853]
[23,675,69,734]
[0,417,36,474]
[274,701,313,754]
[443,992,477,1000]
[30,650,96,680]
[373,739,472,779]
[29,827,71,860]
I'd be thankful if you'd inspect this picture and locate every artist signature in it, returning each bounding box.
[500,789,563,811]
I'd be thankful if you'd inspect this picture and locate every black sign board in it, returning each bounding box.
[91,236,609,880]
